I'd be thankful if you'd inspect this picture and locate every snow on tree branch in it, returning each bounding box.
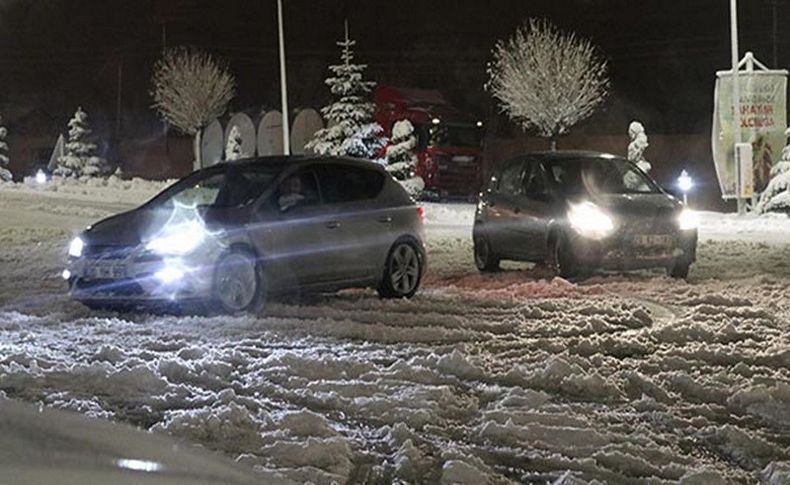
[486,19,609,147]
[0,116,11,182]
[150,47,236,136]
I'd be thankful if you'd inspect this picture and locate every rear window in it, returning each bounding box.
[316,164,385,203]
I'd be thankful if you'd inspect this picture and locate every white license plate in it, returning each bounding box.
[633,234,673,247]
[86,263,126,279]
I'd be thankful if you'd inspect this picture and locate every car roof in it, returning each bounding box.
[521,150,624,162]
[219,155,386,172]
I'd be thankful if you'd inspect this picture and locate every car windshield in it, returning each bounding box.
[544,157,659,196]
[427,123,482,148]
[146,165,282,209]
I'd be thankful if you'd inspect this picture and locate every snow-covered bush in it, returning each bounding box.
[306,29,386,159]
[486,18,609,150]
[756,129,790,213]
[385,119,424,198]
[627,121,651,173]
[225,125,243,161]
[0,116,11,182]
[151,47,236,169]
[53,107,110,178]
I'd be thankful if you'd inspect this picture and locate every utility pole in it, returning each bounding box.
[116,60,123,137]
[277,0,290,155]
[730,0,745,214]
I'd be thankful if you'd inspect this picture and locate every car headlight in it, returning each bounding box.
[567,201,614,239]
[145,221,206,255]
[68,237,84,258]
[678,208,699,230]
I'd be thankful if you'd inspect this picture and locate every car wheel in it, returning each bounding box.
[550,233,578,279]
[667,258,691,279]
[212,249,263,313]
[378,241,423,299]
[473,235,500,272]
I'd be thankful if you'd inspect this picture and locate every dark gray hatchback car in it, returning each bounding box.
[473,151,698,279]
[64,156,426,313]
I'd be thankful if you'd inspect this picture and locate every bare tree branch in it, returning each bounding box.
[150,47,236,136]
[487,19,609,145]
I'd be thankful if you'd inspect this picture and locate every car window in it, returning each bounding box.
[498,161,524,196]
[274,169,320,211]
[545,157,659,195]
[316,164,385,204]
[522,161,549,198]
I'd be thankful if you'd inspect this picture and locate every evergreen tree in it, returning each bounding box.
[306,27,385,159]
[756,128,790,213]
[54,107,109,178]
[385,119,424,197]
[0,116,11,182]
[225,125,243,161]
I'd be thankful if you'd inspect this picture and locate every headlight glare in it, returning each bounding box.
[68,237,84,258]
[145,221,206,255]
[567,202,614,239]
[678,208,699,230]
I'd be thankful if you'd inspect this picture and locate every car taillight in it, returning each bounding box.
[416,206,426,220]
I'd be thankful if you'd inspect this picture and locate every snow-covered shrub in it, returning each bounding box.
[757,128,790,214]
[225,125,243,161]
[0,116,11,182]
[306,29,386,159]
[627,120,651,173]
[385,119,424,198]
[53,107,110,178]
[486,18,609,150]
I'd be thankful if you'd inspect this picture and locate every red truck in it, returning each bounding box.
[374,86,484,199]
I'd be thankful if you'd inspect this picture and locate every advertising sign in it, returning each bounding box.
[712,68,787,198]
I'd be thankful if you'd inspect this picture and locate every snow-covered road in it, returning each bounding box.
[1,179,790,484]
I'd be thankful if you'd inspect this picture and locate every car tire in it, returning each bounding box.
[211,249,264,314]
[474,235,500,272]
[378,240,423,299]
[667,258,691,279]
[550,233,578,279]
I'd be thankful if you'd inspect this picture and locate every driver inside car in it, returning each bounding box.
[277,174,308,211]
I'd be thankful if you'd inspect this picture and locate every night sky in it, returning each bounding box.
[0,0,787,148]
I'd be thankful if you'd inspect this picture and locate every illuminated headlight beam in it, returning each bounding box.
[567,201,614,240]
[68,237,84,258]
[678,208,699,230]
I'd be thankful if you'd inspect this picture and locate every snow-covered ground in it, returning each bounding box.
[1,179,790,484]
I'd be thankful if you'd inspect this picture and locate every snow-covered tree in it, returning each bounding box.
[385,119,424,197]
[756,128,790,213]
[225,125,243,161]
[151,47,236,169]
[53,107,109,178]
[627,121,651,173]
[0,116,11,182]
[306,28,385,159]
[486,18,609,150]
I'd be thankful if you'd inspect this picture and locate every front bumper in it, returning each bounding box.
[66,250,215,304]
[568,228,697,270]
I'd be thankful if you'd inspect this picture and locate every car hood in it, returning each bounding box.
[83,209,153,246]
[587,192,682,217]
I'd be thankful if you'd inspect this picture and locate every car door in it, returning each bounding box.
[516,160,555,262]
[249,167,333,287]
[486,158,527,259]
[314,163,387,282]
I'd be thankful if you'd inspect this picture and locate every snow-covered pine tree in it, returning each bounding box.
[225,125,243,161]
[756,128,790,213]
[385,119,424,197]
[54,107,109,177]
[306,26,385,159]
[0,116,11,182]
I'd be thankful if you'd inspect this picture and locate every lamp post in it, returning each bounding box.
[677,170,693,205]
[277,0,290,155]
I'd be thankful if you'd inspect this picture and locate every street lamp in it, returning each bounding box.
[35,169,47,185]
[677,169,693,205]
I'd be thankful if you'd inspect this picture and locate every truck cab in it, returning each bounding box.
[375,86,484,199]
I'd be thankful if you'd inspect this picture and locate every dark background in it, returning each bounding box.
[0,0,787,206]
